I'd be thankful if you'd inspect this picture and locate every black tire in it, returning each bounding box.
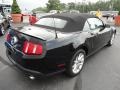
[0,25,5,36]
[66,49,86,77]
[107,33,115,46]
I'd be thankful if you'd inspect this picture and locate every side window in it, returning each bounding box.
[87,18,103,30]
[83,21,90,31]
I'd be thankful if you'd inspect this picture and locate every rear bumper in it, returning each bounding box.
[6,48,65,77]
[6,49,65,77]
[6,49,45,77]
[5,41,66,76]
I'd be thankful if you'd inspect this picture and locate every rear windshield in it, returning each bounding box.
[35,18,67,29]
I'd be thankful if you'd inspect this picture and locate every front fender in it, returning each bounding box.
[111,26,116,34]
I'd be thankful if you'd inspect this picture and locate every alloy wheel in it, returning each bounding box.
[72,52,85,74]
[110,34,115,45]
[1,26,5,35]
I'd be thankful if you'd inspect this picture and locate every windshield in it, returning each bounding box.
[35,18,67,29]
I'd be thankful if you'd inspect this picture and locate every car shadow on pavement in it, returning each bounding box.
[21,71,83,90]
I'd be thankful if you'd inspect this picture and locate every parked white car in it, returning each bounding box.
[49,10,58,14]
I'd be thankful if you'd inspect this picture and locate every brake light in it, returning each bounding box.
[22,41,43,55]
[6,33,11,41]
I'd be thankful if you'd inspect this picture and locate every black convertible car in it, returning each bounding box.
[5,13,116,77]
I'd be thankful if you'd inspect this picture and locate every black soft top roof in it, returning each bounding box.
[42,13,96,32]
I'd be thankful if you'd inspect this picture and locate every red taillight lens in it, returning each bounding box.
[6,33,11,41]
[22,41,43,55]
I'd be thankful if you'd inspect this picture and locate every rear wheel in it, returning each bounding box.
[0,25,5,36]
[107,33,115,46]
[66,49,85,77]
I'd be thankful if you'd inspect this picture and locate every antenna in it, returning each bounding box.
[53,18,58,39]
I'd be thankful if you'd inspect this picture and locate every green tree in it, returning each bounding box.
[60,3,66,10]
[46,0,61,11]
[112,0,120,14]
[32,7,47,12]
[68,2,76,10]
[33,0,120,14]
[11,0,21,14]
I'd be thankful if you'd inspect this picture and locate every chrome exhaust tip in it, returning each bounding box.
[29,75,35,80]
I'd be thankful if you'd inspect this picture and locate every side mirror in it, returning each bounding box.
[104,24,110,28]
[99,25,105,32]
[2,17,6,19]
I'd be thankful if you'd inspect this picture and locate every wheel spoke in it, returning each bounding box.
[72,64,78,73]
[1,27,5,35]
[78,54,83,60]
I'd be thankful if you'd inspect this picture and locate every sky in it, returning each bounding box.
[0,0,107,11]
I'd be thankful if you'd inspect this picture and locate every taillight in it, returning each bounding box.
[22,41,43,55]
[6,33,11,41]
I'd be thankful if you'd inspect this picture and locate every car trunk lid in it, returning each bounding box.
[18,25,56,41]
[6,28,47,57]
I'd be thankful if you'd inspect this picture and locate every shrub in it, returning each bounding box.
[11,0,21,14]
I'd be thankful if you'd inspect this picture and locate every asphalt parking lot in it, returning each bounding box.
[0,23,120,90]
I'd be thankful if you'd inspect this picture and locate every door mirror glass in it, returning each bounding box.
[104,24,110,28]
[98,25,105,31]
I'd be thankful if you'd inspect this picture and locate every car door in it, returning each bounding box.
[95,18,111,45]
[82,19,101,54]
[86,18,104,52]
[101,26,111,45]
